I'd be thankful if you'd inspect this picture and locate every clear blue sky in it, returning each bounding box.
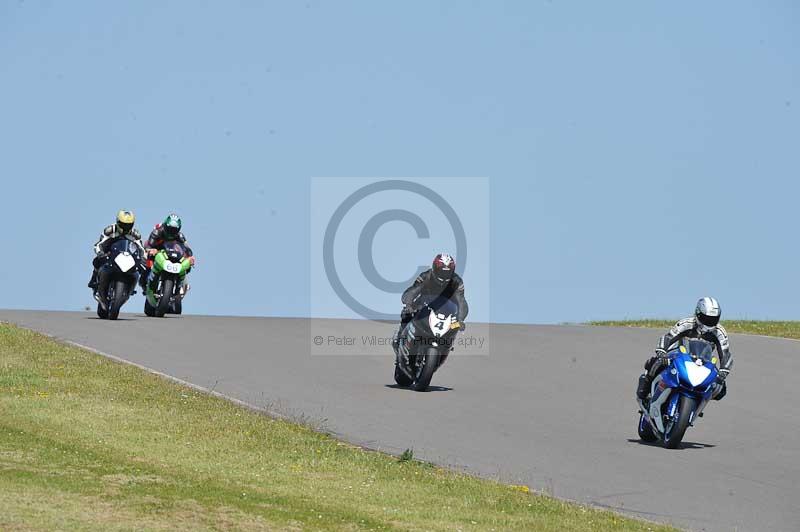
[1,1,798,323]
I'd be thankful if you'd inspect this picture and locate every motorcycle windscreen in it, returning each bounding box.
[163,241,187,261]
[686,339,716,363]
[109,239,133,255]
[425,296,458,317]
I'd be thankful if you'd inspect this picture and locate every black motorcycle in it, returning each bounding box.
[392,296,461,391]
[94,239,142,320]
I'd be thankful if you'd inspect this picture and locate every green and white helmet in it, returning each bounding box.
[162,213,182,239]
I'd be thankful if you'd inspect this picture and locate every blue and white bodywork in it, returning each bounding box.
[637,339,721,448]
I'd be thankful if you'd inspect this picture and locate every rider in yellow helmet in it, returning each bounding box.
[88,210,146,292]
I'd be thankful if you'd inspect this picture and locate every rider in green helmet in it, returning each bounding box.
[140,213,195,289]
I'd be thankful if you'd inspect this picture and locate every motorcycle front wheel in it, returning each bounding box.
[410,347,440,392]
[155,278,174,318]
[108,280,128,320]
[664,395,696,449]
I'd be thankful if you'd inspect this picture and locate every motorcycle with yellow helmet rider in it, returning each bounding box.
[88,210,148,319]
[88,210,147,293]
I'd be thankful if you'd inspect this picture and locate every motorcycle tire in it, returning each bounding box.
[394,365,413,387]
[108,280,127,320]
[410,347,440,392]
[664,395,696,449]
[637,413,657,442]
[155,278,173,318]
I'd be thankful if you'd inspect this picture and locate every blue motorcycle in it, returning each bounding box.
[637,340,721,448]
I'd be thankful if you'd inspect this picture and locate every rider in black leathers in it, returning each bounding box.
[393,253,468,348]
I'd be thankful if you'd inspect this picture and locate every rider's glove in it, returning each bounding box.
[451,320,465,331]
[716,368,729,384]
[654,348,667,359]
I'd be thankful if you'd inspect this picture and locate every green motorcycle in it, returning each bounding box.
[144,242,192,317]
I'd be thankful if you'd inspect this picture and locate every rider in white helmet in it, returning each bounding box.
[637,297,733,401]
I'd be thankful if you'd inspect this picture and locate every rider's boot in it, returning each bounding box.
[712,381,727,401]
[88,270,98,289]
[636,374,651,401]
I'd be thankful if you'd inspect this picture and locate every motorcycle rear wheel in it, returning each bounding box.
[637,413,658,442]
[394,365,413,387]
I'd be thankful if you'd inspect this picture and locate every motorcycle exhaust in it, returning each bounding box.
[93,292,107,310]
[178,283,190,299]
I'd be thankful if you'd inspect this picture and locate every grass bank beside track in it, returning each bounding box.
[0,323,672,531]
[590,319,800,340]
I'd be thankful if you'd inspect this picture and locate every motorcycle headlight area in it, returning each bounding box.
[682,360,711,387]
[114,252,136,273]
[164,261,182,274]
[429,312,454,337]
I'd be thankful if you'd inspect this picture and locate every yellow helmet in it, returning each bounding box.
[116,210,135,234]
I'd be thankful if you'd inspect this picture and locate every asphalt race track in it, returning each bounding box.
[1,310,798,531]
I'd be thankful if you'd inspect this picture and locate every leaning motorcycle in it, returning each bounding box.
[392,296,461,391]
[94,239,142,320]
[144,242,192,317]
[636,339,721,448]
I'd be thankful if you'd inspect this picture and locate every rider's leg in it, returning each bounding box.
[637,356,665,400]
[88,256,105,289]
[392,307,413,351]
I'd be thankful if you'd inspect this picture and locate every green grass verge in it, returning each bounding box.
[0,323,673,531]
[590,320,800,340]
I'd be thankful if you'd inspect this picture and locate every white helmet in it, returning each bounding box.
[695,297,721,333]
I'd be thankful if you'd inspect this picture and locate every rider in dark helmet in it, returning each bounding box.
[637,297,733,402]
[393,253,469,347]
